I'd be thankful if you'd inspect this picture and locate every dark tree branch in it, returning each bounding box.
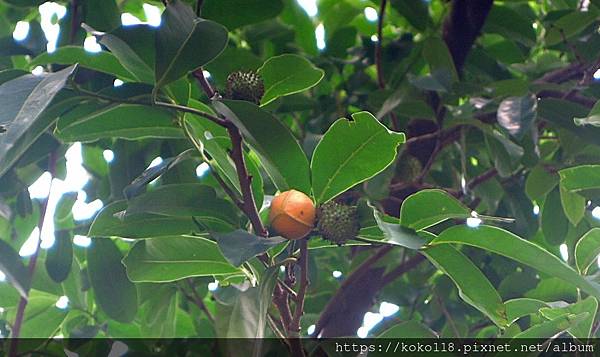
[10,151,58,357]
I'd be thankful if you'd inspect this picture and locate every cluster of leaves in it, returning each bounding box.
[0,0,599,354]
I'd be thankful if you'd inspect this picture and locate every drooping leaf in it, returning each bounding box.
[0,239,30,299]
[155,0,228,90]
[400,189,470,231]
[311,111,405,204]
[124,184,239,230]
[45,230,73,283]
[87,238,138,323]
[89,201,200,238]
[496,94,537,139]
[575,228,600,274]
[30,46,136,81]
[559,184,585,226]
[0,65,76,177]
[257,54,324,106]
[431,225,600,300]
[123,236,241,282]
[212,229,287,267]
[423,244,508,327]
[213,99,311,194]
[84,24,156,83]
[370,208,426,249]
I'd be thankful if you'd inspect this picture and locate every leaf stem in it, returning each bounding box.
[9,150,57,356]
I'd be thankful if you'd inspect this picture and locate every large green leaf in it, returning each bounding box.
[0,239,30,299]
[87,238,138,323]
[30,47,136,81]
[257,54,324,106]
[423,244,508,327]
[525,165,558,201]
[12,292,67,338]
[540,296,598,339]
[44,230,73,283]
[422,37,458,83]
[212,229,287,267]
[575,228,600,274]
[123,236,241,282]
[431,225,600,300]
[201,0,284,30]
[541,188,569,245]
[85,24,156,83]
[545,10,599,46]
[400,189,470,231]
[0,65,76,177]
[496,95,537,139]
[155,0,228,90]
[504,298,549,324]
[55,102,182,142]
[376,320,437,338]
[214,99,311,194]
[559,184,586,226]
[484,5,536,46]
[139,284,178,337]
[559,165,600,192]
[311,111,405,204]
[125,184,238,230]
[89,201,200,238]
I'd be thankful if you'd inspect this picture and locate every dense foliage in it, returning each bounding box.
[0,0,600,354]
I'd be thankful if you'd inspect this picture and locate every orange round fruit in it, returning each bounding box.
[269,189,316,240]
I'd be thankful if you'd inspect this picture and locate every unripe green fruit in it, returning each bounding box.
[225,70,265,104]
[317,201,360,246]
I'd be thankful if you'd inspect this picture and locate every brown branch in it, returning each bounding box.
[185,279,215,324]
[10,151,57,357]
[290,240,309,334]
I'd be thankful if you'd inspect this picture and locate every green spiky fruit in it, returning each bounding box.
[395,152,422,181]
[317,201,360,245]
[225,70,265,104]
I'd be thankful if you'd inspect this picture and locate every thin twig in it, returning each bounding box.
[10,151,57,357]
[290,240,309,334]
[185,279,215,324]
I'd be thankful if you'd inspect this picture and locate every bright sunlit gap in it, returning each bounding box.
[12,21,30,41]
[0,270,6,282]
[103,149,115,163]
[594,69,600,80]
[315,23,326,50]
[55,296,69,309]
[196,163,210,178]
[39,2,67,53]
[332,270,342,278]
[364,7,378,22]
[121,4,162,27]
[296,0,318,17]
[533,204,540,215]
[208,280,219,291]
[559,243,569,262]
[593,206,600,219]
[83,36,102,53]
[73,235,92,247]
[31,66,44,76]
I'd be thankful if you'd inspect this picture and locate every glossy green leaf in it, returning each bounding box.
[525,165,558,201]
[575,228,600,274]
[559,184,585,226]
[504,298,548,325]
[496,95,537,139]
[512,313,588,339]
[45,230,73,283]
[214,99,311,194]
[123,236,241,282]
[0,239,30,299]
[125,184,238,230]
[400,189,470,231]
[257,54,324,106]
[56,102,182,142]
[155,0,228,90]
[424,244,508,327]
[432,225,600,300]
[89,201,200,238]
[85,24,156,83]
[541,188,569,245]
[212,229,287,267]
[0,65,76,177]
[30,46,136,81]
[311,111,405,204]
[201,0,284,30]
[559,165,600,193]
[87,238,138,323]
[377,320,437,338]
[540,297,598,339]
